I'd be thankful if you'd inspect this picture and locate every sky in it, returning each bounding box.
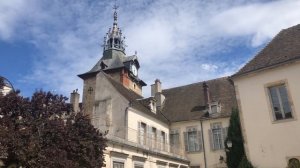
[1,0,300,99]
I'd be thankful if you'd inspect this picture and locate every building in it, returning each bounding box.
[232,24,300,168]
[76,7,237,168]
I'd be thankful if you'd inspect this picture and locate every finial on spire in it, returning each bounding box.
[113,0,118,26]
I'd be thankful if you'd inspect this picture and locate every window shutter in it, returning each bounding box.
[197,131,203,152]
[138,122,141,144]
[209,129,214,151]
[184,132,188,151]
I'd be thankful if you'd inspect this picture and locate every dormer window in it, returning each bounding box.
[209,102,220,114]
[149,100,156,113]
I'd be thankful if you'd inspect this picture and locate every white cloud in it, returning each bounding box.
[211,0,300,46]
[1,0,300,98]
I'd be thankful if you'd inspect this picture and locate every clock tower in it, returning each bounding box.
[78,5,146,96]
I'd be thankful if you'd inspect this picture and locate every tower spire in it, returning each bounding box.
[102,0,126,53]
[113,1,118,27]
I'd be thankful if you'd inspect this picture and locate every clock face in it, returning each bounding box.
[131,64,138,76]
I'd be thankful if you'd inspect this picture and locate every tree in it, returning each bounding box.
[225,108,252,168]
[0,89,106,167]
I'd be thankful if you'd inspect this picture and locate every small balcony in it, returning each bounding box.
[106,126,187,159]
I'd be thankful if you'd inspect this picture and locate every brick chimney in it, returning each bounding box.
[203,82,210,105]
[151,79,165,109]
[70,89,80,113]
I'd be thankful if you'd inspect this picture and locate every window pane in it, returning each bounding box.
[188,131,198,152]
[212,128,223,150]
[211,105,218,113]
[278,86,292,119]
[113,161,124,168]
[269,86,283,120]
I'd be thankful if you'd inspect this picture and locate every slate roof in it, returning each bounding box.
[161,77,237,122]
[234,24,300,77]
[78,49,138,78]
[102,72,169,124]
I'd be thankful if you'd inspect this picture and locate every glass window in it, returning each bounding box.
[161,131,166,151]
[134,162,144,168]
[185,128,201,152]
[151,127,157,149]
[211,123,224,150]
[139,122,147,145]
[170,130,180,153]
[211,105,218,113]
[268,84,293,120]
[113,161,124,168]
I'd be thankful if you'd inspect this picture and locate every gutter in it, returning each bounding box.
[200,119,207,168]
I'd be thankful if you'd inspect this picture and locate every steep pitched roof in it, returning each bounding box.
[234,24,300,77]
[78,50,139,79]
[102,72,169,124]
[161,77,237,122]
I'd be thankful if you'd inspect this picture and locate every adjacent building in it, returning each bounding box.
[232,24,300,168]
[76,8,237,168]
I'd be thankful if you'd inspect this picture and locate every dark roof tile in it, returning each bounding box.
[234,24,300,77]
[161,77,237,122]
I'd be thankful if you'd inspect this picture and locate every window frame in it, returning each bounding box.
[264,80,296,123]
[185,126,202,152]
[112,157,126,168]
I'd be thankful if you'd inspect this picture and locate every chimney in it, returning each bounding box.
[203,82,210,105]
[151,79,162,96]
[70,89,80,113]
[151,79,165,109]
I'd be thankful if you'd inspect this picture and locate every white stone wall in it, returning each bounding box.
[233,61,300,168]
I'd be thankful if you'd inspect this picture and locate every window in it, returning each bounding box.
[161,131,166,151]
[170,130,180,153]
[184,127,202,152]
[138,122,147,145]
[268,84,293,120]
[134,162,144,168]
[209,123,227,151]
[113,161,124,168]
[211,105,218,113]
[151,127,157,149]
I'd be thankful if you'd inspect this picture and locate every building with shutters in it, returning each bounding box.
[232,24,300,168]
[74,6,237,168]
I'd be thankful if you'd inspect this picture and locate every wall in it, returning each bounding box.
[82,76,96,116]
[170,118,229,168]
[94,72,129,134]
[233,61,300,168]
[104,143,189,168]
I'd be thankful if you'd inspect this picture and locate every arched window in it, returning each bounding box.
[288,158,300,168]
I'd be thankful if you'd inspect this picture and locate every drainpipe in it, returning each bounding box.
[200,119,207,168]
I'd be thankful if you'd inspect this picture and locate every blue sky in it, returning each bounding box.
[1,0,300,99]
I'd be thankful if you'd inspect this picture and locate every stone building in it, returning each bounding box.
[232,24,300,168]
[75,7,237,168]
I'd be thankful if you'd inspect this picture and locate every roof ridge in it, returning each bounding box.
[162,76,229,91]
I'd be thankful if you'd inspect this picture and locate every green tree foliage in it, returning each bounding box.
[238,155,254,168]
[225,108,252,168]
[0,90,106,168]
[288,158,300,168]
